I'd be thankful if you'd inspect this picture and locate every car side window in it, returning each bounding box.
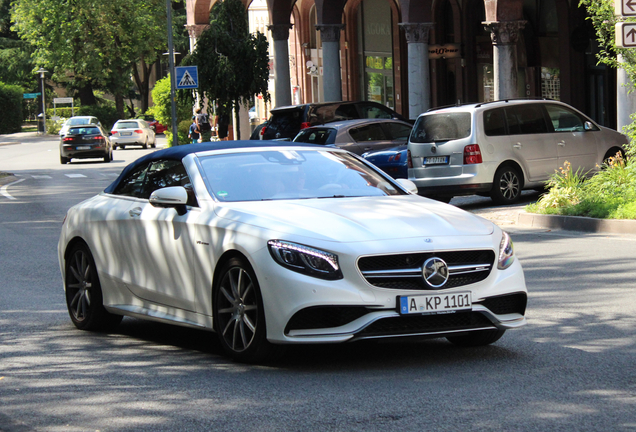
[113,163,150,198]
[383,122,412,140]
[359,104,393,119]
[544,104,585,132]
[349,124,388,141]
[506,105,548,134]
[144,160,199,207]
[484,108,507,136]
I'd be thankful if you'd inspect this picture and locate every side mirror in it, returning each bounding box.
[149,186,188,216]
[395,178,418,194]
[585,121,594,131]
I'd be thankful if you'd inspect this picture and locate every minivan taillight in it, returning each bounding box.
[300,122,311,130]
[463,144,483,164]
[407,149,413,169]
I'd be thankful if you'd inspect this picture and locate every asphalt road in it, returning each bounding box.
[1,136,635,431]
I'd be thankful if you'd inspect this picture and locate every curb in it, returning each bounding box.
[518,212,636,234]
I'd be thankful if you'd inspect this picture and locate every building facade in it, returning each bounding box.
[186,0,620,128]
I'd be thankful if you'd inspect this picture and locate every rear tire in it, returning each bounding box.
[60,155,69,164]
[603,147,626,166]
[490,165,522,205]
[103,149,112,163]
[447,329,505,347]
[143,138,148,149]
[64,243,122,331]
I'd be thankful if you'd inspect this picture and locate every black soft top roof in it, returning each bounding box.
[104,140,322,193]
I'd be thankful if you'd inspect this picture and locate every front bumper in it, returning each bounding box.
[251,235,527,344]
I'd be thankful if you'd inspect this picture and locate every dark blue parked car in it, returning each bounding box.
[362,145,408,179]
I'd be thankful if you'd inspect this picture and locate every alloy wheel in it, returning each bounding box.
[499,170,520,201]
[67,249,93,322]
[216,266,259,353]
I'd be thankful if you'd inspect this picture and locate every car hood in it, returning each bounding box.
[213,195,494,243]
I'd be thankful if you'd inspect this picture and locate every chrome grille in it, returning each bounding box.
[358,250,495,290]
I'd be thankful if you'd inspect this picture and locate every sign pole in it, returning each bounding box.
[166,0,178,146]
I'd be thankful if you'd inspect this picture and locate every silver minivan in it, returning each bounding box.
[407,99,628,204]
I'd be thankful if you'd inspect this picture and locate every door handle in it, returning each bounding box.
[513,142,522,149]
[558,140,566,147]
[129,207,142,217]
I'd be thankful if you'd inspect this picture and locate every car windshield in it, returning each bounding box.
[115,121,139,129]
[410,113,471,143]
[67,118,91,126]
[198,149,405,202]
[69,127,100,135]
[293,128,336,145]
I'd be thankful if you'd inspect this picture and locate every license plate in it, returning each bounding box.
[122,132,132,136]
[424,156,448,165]
[398,292,472,315]
[76,146,91,150]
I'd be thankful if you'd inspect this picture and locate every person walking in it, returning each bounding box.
[188,116,200,144]
[214,104,231,141]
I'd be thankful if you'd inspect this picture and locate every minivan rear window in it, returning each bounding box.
[410,113,471,143]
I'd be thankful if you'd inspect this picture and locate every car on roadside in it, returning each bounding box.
[58,141,527,363]
[407,99,628,204]
[59,124,113,164]
[253,101,412,141]
[362,145,408,179]
[292,119,413,155]
[110,119,156,150]
[59,116,101,137]
[138,115,167,134]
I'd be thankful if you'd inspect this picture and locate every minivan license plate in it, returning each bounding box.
[424,156,448,165]
[398,292,471,315]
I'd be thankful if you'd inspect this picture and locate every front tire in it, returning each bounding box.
[447,329,505,347]
[490,165,522,205]
[64,243,122,331]
[213,257,282,363]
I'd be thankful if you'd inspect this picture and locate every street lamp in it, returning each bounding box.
[36,68,48,134]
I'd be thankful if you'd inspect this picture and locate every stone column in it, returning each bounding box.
[483,21,526,100]
[316,24,345,102]
[186,24,208,110]
[268,24,293,107]
[399,22,434,119]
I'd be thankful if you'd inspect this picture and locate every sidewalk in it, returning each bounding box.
[0,131,49,146]
[470,204,636,234]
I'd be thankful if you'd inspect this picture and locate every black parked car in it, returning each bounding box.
[59,124,113,164]
[253,101,411,141]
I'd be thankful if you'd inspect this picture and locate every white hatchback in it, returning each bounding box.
[407,99,628,204]
[58,142,527,363]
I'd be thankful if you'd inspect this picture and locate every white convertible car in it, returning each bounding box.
[58,142,527,362]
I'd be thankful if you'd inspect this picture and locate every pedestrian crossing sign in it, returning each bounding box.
[175,66,198,89]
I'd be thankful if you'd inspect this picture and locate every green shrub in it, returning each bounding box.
[45,118,64,134]
[149,75,191,134]
[0,82,24,133]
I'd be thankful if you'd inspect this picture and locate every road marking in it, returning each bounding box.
[65,174,87,178]
[32,175,52,179]
[0,178,25,200]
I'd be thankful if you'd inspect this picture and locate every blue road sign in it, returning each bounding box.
[175,66,198,89]
[23,93,41,99]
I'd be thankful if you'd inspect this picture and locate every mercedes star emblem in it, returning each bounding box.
[422,257,449,288]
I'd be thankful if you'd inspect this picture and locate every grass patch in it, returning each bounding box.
[526,152,636,220]
[21,125,38,132]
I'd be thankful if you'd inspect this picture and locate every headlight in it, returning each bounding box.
[267,240,343,280]
[497,231,515,270]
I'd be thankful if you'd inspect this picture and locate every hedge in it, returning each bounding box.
[0,82,24,134]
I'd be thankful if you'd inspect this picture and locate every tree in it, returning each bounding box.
[189,0,270,139]
[11,0,168,116]
[0,0,36,89]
